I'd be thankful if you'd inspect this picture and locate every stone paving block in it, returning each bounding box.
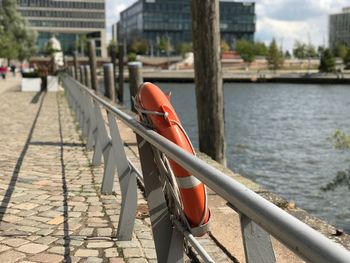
[126,258,148,263]
[29,252,64,263]
[17,243,49,254]
[47,216,65,225]
[0,244,11,253]
[123,247,143,258]
[13,202,39,210]
[104,247,119,257]
[0,250,26,263]
[143,248,157,259]
[84,257,103,263]
[47,246,66,255]
[75,249,99,257]
[78,228,94,236]
[109,258,125,263]
[34,236,58,245]
[86,241,114,248]
[1,238,29,247]
[97,227,112,237]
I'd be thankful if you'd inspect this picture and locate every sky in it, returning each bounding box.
[106,0,349,51]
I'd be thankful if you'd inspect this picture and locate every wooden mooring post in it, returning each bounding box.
[128,62,143,113]
[88,40,98,92]
[73,51,79,81]
[118,44,124,103]
[190,0,226,165]
[104,63,116,102]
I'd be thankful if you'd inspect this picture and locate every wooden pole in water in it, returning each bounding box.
[190,0,226,165]
[73,51,79,80]
[104,63,115,102]
[118,44,124,103]
[88,40,98,92]
[128,62,143,113]
[80,65,85,85]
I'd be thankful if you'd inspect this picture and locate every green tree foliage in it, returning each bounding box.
[319,49,336,73]
[254,41,268,56]
[293,41,318,59]
[321,130,350,191]
[284,50,292,58]
[293,41,307,59]
[344,50,350,69]
[334,43,348,60]
[0,0,37,61]
[176,42,192,57]
[130,39,149,55]
[220,39,230,52]
[267,38,283,71]
[158,36,173,54]
[235,39,255,64]
[76,34,87,56]
[107,39,118,57]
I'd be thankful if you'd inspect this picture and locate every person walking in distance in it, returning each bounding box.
[0,65,7,80]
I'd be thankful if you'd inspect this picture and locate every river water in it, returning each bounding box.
[119,82,350,232]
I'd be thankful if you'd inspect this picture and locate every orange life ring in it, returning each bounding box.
[135,82,210,233]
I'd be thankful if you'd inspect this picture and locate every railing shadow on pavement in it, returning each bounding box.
[0,92,46,225]
[62,72,350,263]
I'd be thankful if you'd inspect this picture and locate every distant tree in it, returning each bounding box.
[76,34,87,56]
[319,49,336,73]
[127,52,137,62]
[235,39,255,64]
[254,41,268,56]
[267,38,283,71]
[293,41,307,59]
[131,39,149,55]
[176,42,192,57]
[158,36,173,54]
[317,46,325,58]
[334,43,348,60]
[107,39,118,57]
[343,49,350,69]
[220,39,230,52]
[284,50,292,58]
[0,0,37,61]
[306,44,318,58]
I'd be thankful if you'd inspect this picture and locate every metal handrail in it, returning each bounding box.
[63,74,350,263]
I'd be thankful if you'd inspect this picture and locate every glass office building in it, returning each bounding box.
[16,0,107,56]
[329,7,350,50]
[117,0,255,53]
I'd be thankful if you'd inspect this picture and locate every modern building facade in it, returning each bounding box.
[329,7,350,50]
[112,23,118,42]
[16,0,107,56]
[117,0,255,54]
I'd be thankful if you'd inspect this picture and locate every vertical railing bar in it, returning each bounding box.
[107,112,137,240]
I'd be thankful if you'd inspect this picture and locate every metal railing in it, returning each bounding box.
[62,73,350,263]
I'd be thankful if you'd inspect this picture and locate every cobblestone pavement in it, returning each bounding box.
[0,77,232,262]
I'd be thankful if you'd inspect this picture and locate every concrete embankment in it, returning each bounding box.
[117,69,350,84]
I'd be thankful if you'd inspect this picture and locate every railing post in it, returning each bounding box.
[85,65,92,89]
[107,113,137,240]
[88,40,98,92]
[117,44,124,103]
[104,63,115,102]
[136,135,184,262]
[73,51,79,80]
[91,101,116,194]
[240,213,276,263]
[128,61,143,112]
[80,65,85,85]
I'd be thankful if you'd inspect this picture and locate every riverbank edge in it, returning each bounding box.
[196,151,350,250]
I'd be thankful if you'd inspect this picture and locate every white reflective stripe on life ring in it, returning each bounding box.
[176,175,202,189]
